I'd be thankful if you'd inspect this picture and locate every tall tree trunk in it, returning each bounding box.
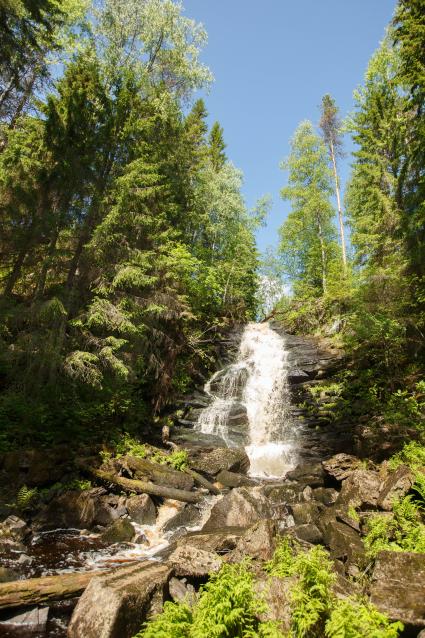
[330,140,347,269]
[317,218,327,294]
[3,243,28,296]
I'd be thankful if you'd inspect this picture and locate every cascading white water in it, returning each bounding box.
[195,322,297,477]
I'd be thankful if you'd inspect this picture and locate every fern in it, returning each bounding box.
[17,485,38,509]
[325,598,403,637]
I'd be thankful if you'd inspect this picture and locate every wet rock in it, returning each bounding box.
[202,487,270,531]
[125,494,156,525]
[0,606,49,632]
[162,504,201,532]
[255,575,294,634]
[286,462,325,487]
[168,545,222,577]
[101,518,135,544]
[286,523,323,545]
[290,502,321,525]
[169,577,196,606]
[68,562,171,638]
[34,490,97,530]
[336,469,381,509]
[288,368,310,383]
[120,456,194,492]
[370,551,425,628]
[188,447,250,476]
[0,515,28,541]
[322,454,362,482]
[263,482,307,506]
[216,469,257,488]
[17,553,33,565]
[228,520,278,563]
[377,465,414,511]
[312,487,338,505]
[93,502,119,527]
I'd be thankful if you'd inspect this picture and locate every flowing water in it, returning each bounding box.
[196,322,298,477]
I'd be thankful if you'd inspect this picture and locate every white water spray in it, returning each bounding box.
[196,322,297,477]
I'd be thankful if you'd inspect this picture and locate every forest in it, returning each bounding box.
[0,0,424,637]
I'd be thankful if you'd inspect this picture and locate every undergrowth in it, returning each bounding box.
[364,496,425,557]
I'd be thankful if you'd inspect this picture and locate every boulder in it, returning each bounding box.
[312,487,338,506]
[322,454,362,482]
[322,520,366,569]
[285,463,325,487]
[377,465,414,511]
[35,490,97,530]
[101,519,135,544]
[286,523,323,545]
[125,494,156,526]
[0,516,28,542]
[263,482,307,505]
[169,577,196,606]
[177,528,244,555]
[67,562,171,638]
[202,488,270,531]
[188,447,250,477]
[336,469,381,509]
[287,368,310,383]
[216,470,257,488]
[228,520,278,563]
[0,606,49,632]
[255,575,294,634]
[162,504,201,533]
[290,502,322,526]
[168,545,222,577]
[370,551,425,628]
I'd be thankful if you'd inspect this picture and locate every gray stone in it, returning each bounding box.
[68,562,171,638]
[169,577,196,606]
[286,523,323,545]
[0,515,28,541]
[322,454,362,481]
[228,520,278,563]
[312,487,338,505]
[216,470,257,488]
[177,528,244,555]
[168,545,222,577]
[290,502,321,525]
[377,465,414,511]
[370,551,425,628]
[0,606,49,632]
[336,469,381,509]
[285,463,325,487]
[188,447,250,476]
[255,575,294,634]
[101,518,135,544]
[202,487,270,531]
[323,520,366,569]
[125,494,156,525]
[162,504,201,532]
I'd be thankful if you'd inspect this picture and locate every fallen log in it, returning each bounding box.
[124,456,194,491]
[185,468,221,495]
[0,570,104,610]
[88,467,202,504]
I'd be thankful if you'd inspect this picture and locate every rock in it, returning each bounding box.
[93,501,120,527]
[286,523,323,545]
[377,465,414,511]
[24,448,66,486]
[169,577,196,606]
[0,516,28,542]
[263,482,307,505]
[312,487,338,505]
[0,567,19,583]
[370,551,425,628]
[336,469,381,509]
[17,553,33,565]
[285,463,325,487]
[35,490,96,530]
[322,454,362,481]
[67,562,171,638]
[216,470,257,488]
[188,447,250,477]
[125,494,156,525]
[0,606,49,632]
[322,520,366,569]
[202,488,270,531]
[255,575,294,634]
[162,504,201,532]
[101,519,135,544]
[177,528,244,555]
[228,520,278,563]
[168,545,222,577]
[290,502,321,525]
[288,368,310,383]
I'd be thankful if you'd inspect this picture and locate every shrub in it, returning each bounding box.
[325,598,403,638]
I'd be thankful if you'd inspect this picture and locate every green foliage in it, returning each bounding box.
[135,562,284,638]
[167,450,189,471]
[325,598,403,638]
[364,496,425,558]
[16,485,39,510]
[114,434,147,459]
[389,440,425,471]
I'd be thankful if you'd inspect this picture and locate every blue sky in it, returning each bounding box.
[183,0,397,255]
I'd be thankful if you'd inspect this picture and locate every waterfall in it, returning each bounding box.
[195,322,297,477]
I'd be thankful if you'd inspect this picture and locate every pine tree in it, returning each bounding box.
[209,122,227,171]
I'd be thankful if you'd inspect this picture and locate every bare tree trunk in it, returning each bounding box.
[330,140,347,269]
[3,242,29,296]
[317,218,327,295]
[33,226,59,301]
